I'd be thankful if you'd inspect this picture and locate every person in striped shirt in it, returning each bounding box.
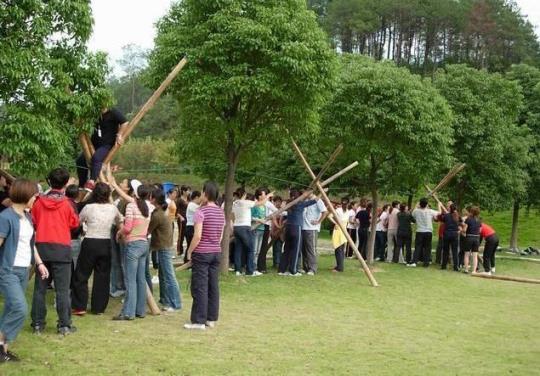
[184,181,225,331]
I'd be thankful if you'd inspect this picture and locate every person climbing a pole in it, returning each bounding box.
[76,107,128,188]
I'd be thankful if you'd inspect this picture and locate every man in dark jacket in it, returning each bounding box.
[30,168,80,335]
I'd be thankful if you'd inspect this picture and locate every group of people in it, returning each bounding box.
[0,166,226,362]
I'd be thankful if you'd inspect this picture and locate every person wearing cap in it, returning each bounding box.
[75,107,128,188]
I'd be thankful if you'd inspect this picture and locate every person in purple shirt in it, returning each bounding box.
[184,181,225,331]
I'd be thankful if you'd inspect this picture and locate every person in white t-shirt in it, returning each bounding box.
[408,198,441,267]
[345,201,359,258]
[184,191,201,263]
[231,189,258,276]
[375,205,389,261]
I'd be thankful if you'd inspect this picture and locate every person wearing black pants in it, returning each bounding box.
[409,198,440,268]
[396,204,415,264]
[480,223,498,274]
[184,181,225,330]
[334,245,345,272]
[440,204,463,271]
[257,224,271,272]
[71,238,112,313]
[278,190,317,276]
[355,203,372,260]
[412,232,432,267]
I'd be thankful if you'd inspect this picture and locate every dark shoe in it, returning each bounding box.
[135,314,146,319]
[57,326,77,335]
[32,325,45,335]
[0,348,19,362]
[112,315,134,321]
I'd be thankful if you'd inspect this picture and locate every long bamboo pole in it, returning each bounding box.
[175,260,192,272]
[79,133,92,164]
[309,144,343,189]
[320,161,359,187]
[471,273,540,285]
[84,133,95,156]
[251,190,313,231]
[291,140,378,287]
[146,284,161,315]
[0,168,15,184]
[429,163,466,196]
[103,57,188,165]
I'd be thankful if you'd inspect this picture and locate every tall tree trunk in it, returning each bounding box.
[407,192,414,210]
[220,133,240,274]
[509,199,520,252]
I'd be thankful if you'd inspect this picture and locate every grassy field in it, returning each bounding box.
[1,255,539,375]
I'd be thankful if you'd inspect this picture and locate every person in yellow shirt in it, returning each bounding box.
[330,199,349,272]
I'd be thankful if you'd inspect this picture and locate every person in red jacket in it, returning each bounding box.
[30,168,79,335]
[480,223,498,275]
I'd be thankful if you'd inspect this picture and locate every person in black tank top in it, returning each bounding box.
[463,206,481,273]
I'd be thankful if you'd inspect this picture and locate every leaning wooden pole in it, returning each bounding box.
[291,140,378,287]
[471,273,540,285]
[84,133,95,156]
[146,284,161,315]
[79,133,93,164]
[103,56,188,165]
[0,168,15,184]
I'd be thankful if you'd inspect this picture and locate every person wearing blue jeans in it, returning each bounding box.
[233,226,254,275]
[148,188,181,311]
[119,240,148,319]
[109,227,125,297]
[0,179,49,361]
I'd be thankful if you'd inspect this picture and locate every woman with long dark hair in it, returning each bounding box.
[72,183,122,315]
[355,202,372,260]
[441,204,464,271]
[463,206,481,274]
[184,182,225,330]
[0,179,49,362]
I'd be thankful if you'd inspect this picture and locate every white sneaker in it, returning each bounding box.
[152,276,159,284]
[307,271,315,276]
[228,267,235,272]
[290,273,303,277]
[235,271,242,276]
[205,321,216,328]
[491,267,496,274]
[406,263,416,268]
[162,306,179,313]
[251,271,263,276]
[278,272,290,276]
[184,323,206,331]
[110,290,126,298]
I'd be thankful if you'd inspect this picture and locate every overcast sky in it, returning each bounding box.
[88,0,540,74]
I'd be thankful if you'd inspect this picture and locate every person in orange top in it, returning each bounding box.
[480,223,498,275]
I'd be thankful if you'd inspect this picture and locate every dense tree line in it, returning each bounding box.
[308,0,540,74]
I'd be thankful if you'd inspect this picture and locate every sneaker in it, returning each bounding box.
[462,269,469,274]
[290,273,302,277]
[491,267,496,274]
[235,271,242,276]
[110,290,126,298]
[162,307,178,313]
[307,271,315,276]
[112,315,134,321]
[57,326,77,336]
[32,325,45,335]
[184,323,206,331]
[278,272,290,276]
[0,348,19,363]
[482,271,492,276]
[251,271,263,277]
[205,321,216,328]
[72,309,86,316]
[152,276,159,285]
[406,263,416,267]
[228,267,235,272]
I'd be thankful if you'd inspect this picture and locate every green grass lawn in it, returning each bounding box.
[2,255,539,375]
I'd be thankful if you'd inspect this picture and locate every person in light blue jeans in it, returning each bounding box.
[157,250,181,309]
[120,240,149,319]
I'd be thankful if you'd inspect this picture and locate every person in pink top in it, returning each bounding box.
[184,181,225,331]
[113,184,152,321]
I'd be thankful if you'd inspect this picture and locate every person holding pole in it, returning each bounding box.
[76,108,128,188]
[408,198,440,268]
[479,222,499,275]
[440,204,464,272]
[462,206,481,274]
[0,179,49,362]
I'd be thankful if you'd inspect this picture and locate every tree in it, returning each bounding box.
[147,0,337,272]
[117,44,149,113]
[433,65,530,216]
[506,64,540,250]
[0,0,111,175]
[321,55,454,263]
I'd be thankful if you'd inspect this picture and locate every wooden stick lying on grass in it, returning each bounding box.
[471,273,540,285]
[176,261,192,272]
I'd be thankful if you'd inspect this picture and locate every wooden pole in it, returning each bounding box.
[471,273,540,285]
[175,260,193,272]
[84,133,95,156]
[320,162,359,187]
[103,56,188,165]
[0,168,15,184]
[79,133,92,164]
[428,163,466,197]
[309,144,343,189]
[251,190,313,231]
[291,140,378,287]
[424,184,447,213]
[146,284,161,315]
